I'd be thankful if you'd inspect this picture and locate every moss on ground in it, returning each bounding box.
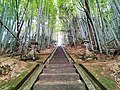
[86,65,117,90]
[0,63,35,90]
[99,76,116,90]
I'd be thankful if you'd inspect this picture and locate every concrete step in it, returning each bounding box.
[50,59,68,62]
[52,56,66,58]
[45,64,74,68]
[43,68,76,73]
[50,60,68,62]
[51,58,68,61]
[39,73,80,81]
[49,61,69,64]
[33,80,85,90]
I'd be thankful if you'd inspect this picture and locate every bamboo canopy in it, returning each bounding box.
[0,0,120,56]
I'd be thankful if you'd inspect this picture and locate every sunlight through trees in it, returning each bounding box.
[0,0,120,56]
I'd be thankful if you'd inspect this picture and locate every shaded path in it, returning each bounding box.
[33,46,85,90]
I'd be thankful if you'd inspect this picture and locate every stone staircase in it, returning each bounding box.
[33,46,86,90]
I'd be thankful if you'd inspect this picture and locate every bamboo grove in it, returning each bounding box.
[0,0,120,57]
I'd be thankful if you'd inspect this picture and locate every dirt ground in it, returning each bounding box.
[0,47,54,85]
[65,45,120,90]
[36,47,54,63]
[0,56,29,83]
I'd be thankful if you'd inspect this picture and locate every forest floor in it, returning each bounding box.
[0,45,119,90]
[65,45,120,90]
[0,47,54,90]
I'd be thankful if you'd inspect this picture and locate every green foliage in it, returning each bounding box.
[0,0,120,53]
[99,77,116,90]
